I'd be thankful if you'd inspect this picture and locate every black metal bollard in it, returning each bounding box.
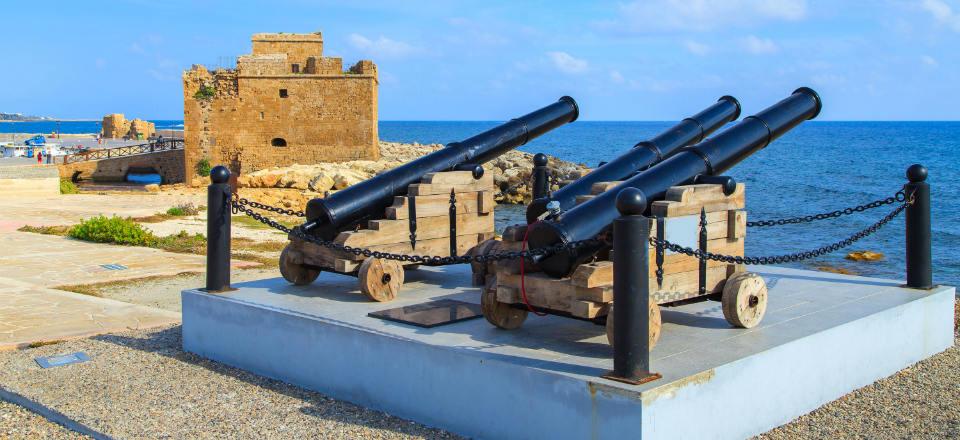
[532,153,550,200]
[604,188,659,384]
[206,166,232,292]
[904,164,932,289]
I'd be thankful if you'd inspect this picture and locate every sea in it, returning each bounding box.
[3,119,957,287]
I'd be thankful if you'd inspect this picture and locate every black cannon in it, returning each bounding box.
[525,96,741,223]
[527,87,822,278]
[303,97,580,240]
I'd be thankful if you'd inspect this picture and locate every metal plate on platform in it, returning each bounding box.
[35,352,91,369]
[368,299,483,328]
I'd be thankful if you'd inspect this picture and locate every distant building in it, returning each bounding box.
[182,32,379,186]
[101,114,156,140]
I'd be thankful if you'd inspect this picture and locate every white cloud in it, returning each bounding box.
[609,70,625,83]
[684,40,710,55]
[921,0,960,31]
[546,51,588,74]
[921,55,939,67]
[608,0,806,32]
[742,35,779,54]
[348,33,419,58]
[130,43,145,54]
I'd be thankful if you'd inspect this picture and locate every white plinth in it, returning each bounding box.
[182,265,954,440]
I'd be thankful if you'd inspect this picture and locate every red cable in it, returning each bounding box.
[520,222,547,316]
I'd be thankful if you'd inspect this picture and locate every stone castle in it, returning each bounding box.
[182,32,379,185]
[102,113,156,140]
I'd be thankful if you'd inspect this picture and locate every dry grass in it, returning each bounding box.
[131,213,176,223]
[27,339,65,349]
[233,237,287,252]
[17,225,71,236]
[55,272,199,298]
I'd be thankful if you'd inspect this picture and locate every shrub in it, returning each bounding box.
[68,216,155,246]
[194,84,216,100]
[59,179,79,194]
[166,203,200,216]
[195,158,212,177]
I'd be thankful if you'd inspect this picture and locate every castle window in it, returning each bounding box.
[279,89,288,98]
[271,138,287,147]
[291,64,300,73]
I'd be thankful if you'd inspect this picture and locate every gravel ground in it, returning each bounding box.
[0,325,460,439]
[1,301,956,439]
[0,400,90,439]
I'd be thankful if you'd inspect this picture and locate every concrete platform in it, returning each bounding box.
[182,265,955,440]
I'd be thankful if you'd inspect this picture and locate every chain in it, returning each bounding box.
[233,195,305,217]
[651,197,912,265]
[747,190,906,227]
[230,199,605,265]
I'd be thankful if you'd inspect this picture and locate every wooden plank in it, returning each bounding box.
[385,191,492,219]
[422,171,490,185]
[569,300,610,319]
[651,264,739,303]
[477,190,497,213]
[334,259,361,273]
[728,210,746,239]
[571,261,613,288]
[569,237,744,288]
[408,175,494,196]
[497,273,574,311]
[651,183,746,217]
[339,213,493,246]
[341,233,485,261]
[296,238,353,268]
[590,181,622,195]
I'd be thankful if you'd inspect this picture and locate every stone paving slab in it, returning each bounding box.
[0,278,179,350]
[0,232,255,288]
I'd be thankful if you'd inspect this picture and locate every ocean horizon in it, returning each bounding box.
[2,119,956,287]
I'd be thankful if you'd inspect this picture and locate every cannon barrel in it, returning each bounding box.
[525,96,741,223]
[304,96,579,240]
[528,87,822,278]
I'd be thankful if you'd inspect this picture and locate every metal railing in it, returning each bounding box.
[62,139,184,164]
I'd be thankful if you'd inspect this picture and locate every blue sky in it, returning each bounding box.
[3,0,959,120]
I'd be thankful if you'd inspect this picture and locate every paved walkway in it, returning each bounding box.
[0,231,256,350]
[0,279,179,350]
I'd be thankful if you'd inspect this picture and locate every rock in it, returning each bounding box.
[144,184,160,192]
[815,265,857,275]
[845,251,884,262]
[308,174,335,192]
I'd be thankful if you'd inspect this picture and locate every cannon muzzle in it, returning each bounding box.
[528,87,822,278]
[305,97,579,240]
[525,95,741,223]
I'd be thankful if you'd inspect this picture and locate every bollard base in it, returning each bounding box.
[183,265,954,440]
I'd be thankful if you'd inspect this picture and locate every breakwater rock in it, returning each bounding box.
[236,142,589,211]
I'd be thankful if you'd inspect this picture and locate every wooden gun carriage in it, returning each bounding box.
[475,181,769,348]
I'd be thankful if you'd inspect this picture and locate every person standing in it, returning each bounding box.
[36,150,43,164]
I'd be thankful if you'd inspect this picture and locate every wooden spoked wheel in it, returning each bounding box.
[359,258,405,302]
[721,272,768,328]
[605,302,662,350]
[480,278,528,330]
[279,246,320,286]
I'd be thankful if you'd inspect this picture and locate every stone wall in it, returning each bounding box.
[58,149,184,184]
[182,32,379,186]
[102,114,128,139]
[101,113,156,139]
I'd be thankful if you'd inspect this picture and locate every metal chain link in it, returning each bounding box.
[747,190,906,227]
[230,198,605,265]
[232,195,305,217]
[651,197,912,265]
